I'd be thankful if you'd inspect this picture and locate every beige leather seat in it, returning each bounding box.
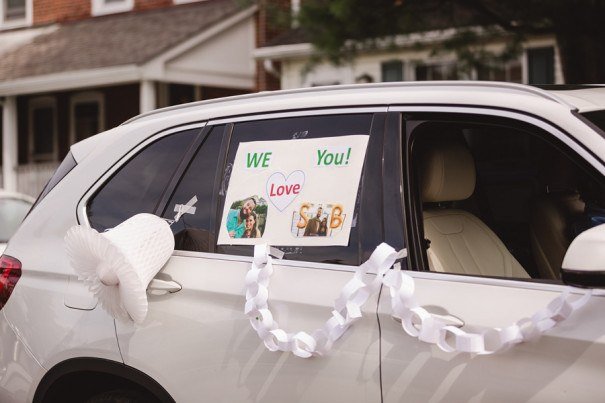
[419,142,529,278]
[529,153,584,279]
[530,194,584,279]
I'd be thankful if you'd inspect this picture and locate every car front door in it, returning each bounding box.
[113,109,389,402]
[379,108,605,402]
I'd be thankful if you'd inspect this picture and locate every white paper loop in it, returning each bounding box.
[65,213,175,323]
[246,242,593,358]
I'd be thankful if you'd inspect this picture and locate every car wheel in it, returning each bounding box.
[85,388,153,403]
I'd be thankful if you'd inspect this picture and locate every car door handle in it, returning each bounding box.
[147,279,182,295]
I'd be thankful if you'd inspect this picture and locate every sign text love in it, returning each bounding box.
[266,170,305,212]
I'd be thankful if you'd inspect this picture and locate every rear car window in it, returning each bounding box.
[161,125,225,252]
[87,129,198,231]
[580,110,605,134]
[31,151,77,210]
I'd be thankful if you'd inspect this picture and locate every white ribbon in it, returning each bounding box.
[245,242,593,357]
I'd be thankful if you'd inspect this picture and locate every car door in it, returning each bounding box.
[379,108,605,402]
[112,109,389,402]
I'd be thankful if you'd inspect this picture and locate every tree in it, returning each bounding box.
[297,0,605,83]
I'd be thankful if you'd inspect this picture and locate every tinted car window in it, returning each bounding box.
[32,151,77,210]
[161,126,225,252]
[581,110,605,135]
[217,114,374,266]
[88,129,198,231]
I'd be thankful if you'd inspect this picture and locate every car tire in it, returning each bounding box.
[85,388,154,403]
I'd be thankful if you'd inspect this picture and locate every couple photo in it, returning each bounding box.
[226,195,267,239]
[291,202,346,238]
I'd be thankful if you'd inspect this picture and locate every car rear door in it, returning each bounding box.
[111,109,389,402]
[379,108,605,402]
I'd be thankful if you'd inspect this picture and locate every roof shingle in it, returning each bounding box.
[0,0,244,81]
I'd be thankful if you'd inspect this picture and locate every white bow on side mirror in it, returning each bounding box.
[561,223,605,288]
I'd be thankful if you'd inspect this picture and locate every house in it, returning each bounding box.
[253,3,563,89]
[0,0,258,196]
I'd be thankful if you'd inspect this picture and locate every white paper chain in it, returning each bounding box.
[245,242,593,357]
[244,243,400,357]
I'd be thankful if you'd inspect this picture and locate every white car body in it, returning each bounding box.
[1,82,605,402]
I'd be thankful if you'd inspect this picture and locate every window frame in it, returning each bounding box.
[390,105,605,283]
[70,91,105,144]
[28,96,58,163]
[91,0,134,17]
[0,0,32,30]
[156,124,229,254]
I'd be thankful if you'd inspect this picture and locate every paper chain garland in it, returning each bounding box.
[245,242,593,357]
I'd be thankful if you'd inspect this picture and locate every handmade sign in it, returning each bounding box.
[217,135,369,246]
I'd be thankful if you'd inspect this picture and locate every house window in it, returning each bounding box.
[477,61,523,83]
[91,0,134,16]
[70,92,105,143]
[1,0,32,29]
[28,97,57,163]
[381,60,404,82]
[415,62,458,81]
[527,47,555,84]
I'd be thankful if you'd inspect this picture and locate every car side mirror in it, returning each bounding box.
[561,223,605,288]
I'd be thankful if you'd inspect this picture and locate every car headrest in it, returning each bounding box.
[419,142,476,202]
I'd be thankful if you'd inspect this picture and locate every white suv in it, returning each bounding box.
[1,82,605,402]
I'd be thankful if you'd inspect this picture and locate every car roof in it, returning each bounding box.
[124,81,581,125]
[541,85,605,113]
[71,81,605,165]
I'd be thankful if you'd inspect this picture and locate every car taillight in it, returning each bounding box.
[0,255,21,310]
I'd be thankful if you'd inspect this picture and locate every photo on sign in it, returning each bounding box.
[226,195,267,239]
[291,202,346,238]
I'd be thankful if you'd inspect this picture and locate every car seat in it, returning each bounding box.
[530,151,585,280]
[418,141,530,278]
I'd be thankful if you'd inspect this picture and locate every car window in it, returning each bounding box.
[0,198,32,242]
[216,113,375,266]
[580,109,605,135]
[87,129,198,231]
[31,151,77,210]
[402,113,605,281]
[161,125,225,252]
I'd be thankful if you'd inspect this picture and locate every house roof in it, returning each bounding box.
[0,0,245,82]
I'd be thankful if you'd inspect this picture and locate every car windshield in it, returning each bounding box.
[0,198,32,243]
[580,109,605,134]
